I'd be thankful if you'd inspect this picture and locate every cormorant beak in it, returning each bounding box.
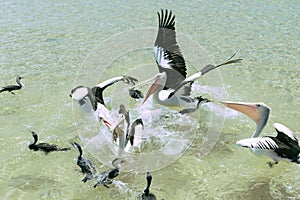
[141,79,161,105]
[220,101,261,124]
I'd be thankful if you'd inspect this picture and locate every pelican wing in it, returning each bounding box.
[154,9,187,89]
[92,75,138,105]
[236,137,279,150]
[168,55,242,98]
[274,123,298,142]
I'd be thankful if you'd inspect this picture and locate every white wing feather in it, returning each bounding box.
[236,137,278,150]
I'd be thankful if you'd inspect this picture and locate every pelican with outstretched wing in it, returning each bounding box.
[221,101,300,167]
[132,9,241,109]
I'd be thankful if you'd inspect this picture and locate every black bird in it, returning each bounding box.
[179,96,212,114]
[28,131,71,154]
[93,158,121,188]
[0,76,24,95]
[129,88,144,99]
[72,142,97,182]
[140,172,156,200]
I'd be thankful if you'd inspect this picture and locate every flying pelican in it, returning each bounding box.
[28,131,70,154]
[221,101,300,167]
[132,9,241,108]
[0,76,25,95]
[140,172,156,200]
[71,142,97,182]
[70,75,138,128]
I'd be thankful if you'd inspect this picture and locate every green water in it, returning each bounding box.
[1,1,299,199]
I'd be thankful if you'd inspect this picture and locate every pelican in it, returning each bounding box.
[140,172,156,200]
[28,131,70,154]
[125,118,144,152]
[221,101,300,167]
[71,142,97,182]
[119,104,130,136]
[0,76,25,95]
[70,75,138,128]
[132,9,241,108]
[112,113,127,153]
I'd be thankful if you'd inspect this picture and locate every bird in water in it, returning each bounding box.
[0,76,25,95]
[221,101,300,167]
[71,142,97,182]
[28,131,71,154]
[140,172,156,200]
[179,96,212,114]
[129,88,144,99]
[93,158,121,188]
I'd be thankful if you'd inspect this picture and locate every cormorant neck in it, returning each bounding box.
[75,143,83,159]
[31,134,38,145]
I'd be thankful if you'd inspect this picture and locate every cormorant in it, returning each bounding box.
[28,131,70,154]
[71,142,97,182]
[0,76,24,95]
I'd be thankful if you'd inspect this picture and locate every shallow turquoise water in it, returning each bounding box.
[0,1,299,199]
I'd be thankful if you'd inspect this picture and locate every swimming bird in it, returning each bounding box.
[0,76,25,95]
[221,101,300,167]
[179,96,212,114]
[70,75,138,127]
[93,158,121,188]
[28,131,70,154]
[129,88,144,99]
[71,142,97,182]
[132,10,241,108]
[140,172,156,200]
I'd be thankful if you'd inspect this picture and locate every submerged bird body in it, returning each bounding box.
[72,142,97,182]
[93,158,121,188]
[28,131,70,154]
[0,76,24,94]
[93,168,119,188]
[179,96,212,114]
[221,101,300,166]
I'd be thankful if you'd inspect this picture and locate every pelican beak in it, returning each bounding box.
[220,101,260,124]
[141,79,161,105]
[100,117,113,129]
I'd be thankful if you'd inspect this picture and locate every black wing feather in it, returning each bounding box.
[154,9,187,89]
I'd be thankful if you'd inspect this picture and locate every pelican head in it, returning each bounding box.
[220,101,270,137]
[142,72,167,105]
